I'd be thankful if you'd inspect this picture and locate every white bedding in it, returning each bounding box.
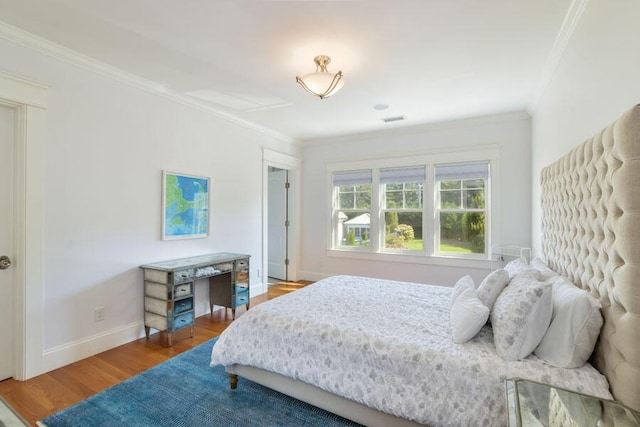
[210,275,611,426]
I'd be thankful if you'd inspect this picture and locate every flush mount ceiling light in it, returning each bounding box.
[296,55,344,99]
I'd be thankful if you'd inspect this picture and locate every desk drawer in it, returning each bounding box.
[174,297,193,315]
[172,269,194,284]
[233,289,249,307]
[235,259,249,271]
[174,283,192,298]
[216,263,233,273]
[168,311,193,331]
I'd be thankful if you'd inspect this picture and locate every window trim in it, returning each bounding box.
[327,144,500,264]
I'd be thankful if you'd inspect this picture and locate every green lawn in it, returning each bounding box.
[354,238,477,253]
[405,239,423,250]
[439,243,473,253]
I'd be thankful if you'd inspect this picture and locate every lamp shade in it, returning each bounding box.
[296,55,344,99]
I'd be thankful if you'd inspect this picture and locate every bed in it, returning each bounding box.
[211,104,640,426]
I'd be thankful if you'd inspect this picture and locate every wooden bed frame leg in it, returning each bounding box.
[229,373,238,390]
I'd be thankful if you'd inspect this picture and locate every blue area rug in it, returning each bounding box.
[40,338,361,427]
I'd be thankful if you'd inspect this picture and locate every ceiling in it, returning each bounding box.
[0,0,572,141]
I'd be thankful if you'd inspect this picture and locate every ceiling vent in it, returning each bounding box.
[381,115,406,123]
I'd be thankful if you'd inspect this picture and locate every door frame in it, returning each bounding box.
[0,69,47,380]
[262,149,301,288]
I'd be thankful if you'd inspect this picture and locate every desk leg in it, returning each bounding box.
[246,302,250,311]
[144,326,150,339]
[189,325,194,338]
[167,333,173,347]
[232,307,236,320]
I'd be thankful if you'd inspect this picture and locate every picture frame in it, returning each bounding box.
[162,170,210,240]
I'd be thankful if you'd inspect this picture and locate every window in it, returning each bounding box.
[380,166,425,251]
[330,158,492,261]
[435,162,489,255]
[333,170,372,249]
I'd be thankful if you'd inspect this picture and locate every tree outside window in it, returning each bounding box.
[436,163,488,254]
[382,169,424,251]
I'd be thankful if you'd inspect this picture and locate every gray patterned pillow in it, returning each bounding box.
[491,272,553,360]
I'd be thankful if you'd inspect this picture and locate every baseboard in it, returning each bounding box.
[41,282,268,375]
[41,321,145,374]
[296,270,331,282]
[250,280,266,296]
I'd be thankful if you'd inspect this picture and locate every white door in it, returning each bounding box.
[0,104,14,380]
[268,168,287,280]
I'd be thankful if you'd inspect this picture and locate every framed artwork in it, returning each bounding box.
[162,170,210,240]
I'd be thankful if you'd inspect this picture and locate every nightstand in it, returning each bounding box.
[505,378,640,426]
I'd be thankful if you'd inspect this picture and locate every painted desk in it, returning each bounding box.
[140,253,250,346]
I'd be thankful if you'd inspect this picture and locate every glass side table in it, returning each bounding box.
[505,378,640,426]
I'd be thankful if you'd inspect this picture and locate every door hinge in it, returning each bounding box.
[285,258,290,266]
[285,182,290,189]
[285,220,290,227]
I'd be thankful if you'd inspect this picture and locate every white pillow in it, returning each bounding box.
[503,256,531,279]
[450,286,490,343]
[450,275,475,310]
[530,257,557,280]
[476,269,509,310]
[491,273,553,360]
[534,275,603,368]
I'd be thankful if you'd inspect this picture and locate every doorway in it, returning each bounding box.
[267,167,289,281]
[0,70,48,381]
[262,149,300,289]
[0,104,14,380]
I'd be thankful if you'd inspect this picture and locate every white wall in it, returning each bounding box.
[300,113,532,286]
[0,34,300,370]
[531,0,640,255]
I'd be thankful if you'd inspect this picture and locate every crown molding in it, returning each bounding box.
[528,0,590,113]
[0,20,297,144]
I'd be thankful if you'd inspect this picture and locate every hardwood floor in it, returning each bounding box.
[0,281,311,426]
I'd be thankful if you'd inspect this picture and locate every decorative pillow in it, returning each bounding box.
[449,286,490,343]
[534,275,603,368]
[503,256,531,279]
[491,273,553,360]
[530,257,557,281]
[476,269,509,310]
[450,275,475,310]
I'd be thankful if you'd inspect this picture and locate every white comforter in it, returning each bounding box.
[210,275,611,426]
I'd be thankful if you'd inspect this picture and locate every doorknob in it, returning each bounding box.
[0,256,11,270]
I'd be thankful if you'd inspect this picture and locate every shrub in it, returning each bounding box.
[346,229,356,245]
[396,224,414,240]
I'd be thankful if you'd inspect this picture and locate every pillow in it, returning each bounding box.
[476,269,509,310]
[530,257,557,280]
[491,273,553,360]
[503,256,531,279]
[450,275,475,310]
[449,287,490,343]
[534,275,603,368]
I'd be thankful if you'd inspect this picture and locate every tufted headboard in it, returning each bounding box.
[540,104,640,411]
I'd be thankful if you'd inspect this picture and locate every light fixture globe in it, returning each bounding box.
[296,55,344,99]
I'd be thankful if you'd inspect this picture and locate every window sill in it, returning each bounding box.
[327,248,492,269]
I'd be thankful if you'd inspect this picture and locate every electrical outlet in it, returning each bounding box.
[94,306,105,322]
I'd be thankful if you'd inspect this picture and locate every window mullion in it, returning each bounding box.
[425,164,435,256]
[370,168,381,253]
